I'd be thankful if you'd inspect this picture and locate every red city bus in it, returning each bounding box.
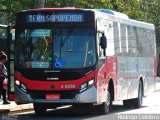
[14,8,156,114]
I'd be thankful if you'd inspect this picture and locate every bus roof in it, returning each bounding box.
[18,8,155,30]
[95,9,129,19]
[21,7,81,12]
[93,9,155,30]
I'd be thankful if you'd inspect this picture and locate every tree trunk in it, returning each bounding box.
[36,0,45,8]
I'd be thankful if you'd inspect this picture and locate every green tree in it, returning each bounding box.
[45,0,113,9]
[0,0,35,24]
[36,0,45,8]
[145,0,160,46]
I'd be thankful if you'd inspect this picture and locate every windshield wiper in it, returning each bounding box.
[61,28,74,47]
[59,28,74,58]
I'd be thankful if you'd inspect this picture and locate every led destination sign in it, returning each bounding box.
[27,13,84,23]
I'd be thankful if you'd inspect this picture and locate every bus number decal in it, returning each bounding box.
[61,84,76,89]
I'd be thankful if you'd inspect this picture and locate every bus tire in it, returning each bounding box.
[34,103,46,115]
[97,89,111,114]
[133,81,143,108]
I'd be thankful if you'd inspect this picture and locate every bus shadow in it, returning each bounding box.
[16,104,148,120]
[35,104,148,116]
[110,104,148,114]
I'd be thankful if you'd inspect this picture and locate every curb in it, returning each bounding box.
[9,108,34,115]
[0,103,33,115]
[9,103,34,115]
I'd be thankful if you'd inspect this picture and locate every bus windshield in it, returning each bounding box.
[15,28,96,69]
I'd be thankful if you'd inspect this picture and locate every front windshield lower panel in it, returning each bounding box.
[15,28,96,69]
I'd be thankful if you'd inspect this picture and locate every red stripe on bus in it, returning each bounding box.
[14,69,97,91]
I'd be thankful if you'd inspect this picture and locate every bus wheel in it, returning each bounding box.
[97,89,111,114]
[133,81,143,108]
[34,103,47,115]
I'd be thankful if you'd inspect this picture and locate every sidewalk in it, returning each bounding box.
[0,101,33,115]
[0,80,160,115]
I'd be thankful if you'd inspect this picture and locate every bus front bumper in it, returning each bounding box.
[15,86,97,104]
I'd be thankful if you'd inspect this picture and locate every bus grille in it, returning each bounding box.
[28,90,78,99]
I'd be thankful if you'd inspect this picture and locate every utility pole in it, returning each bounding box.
[36,0,45,8]
[144,0,149,22]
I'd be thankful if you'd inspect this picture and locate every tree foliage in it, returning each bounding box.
[0,0,160,46]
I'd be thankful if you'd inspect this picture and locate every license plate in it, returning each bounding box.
[46,94,60,100]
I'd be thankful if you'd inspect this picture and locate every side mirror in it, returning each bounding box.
[100,34,107,56]
[100,35,107,49]
[100,36,107,49]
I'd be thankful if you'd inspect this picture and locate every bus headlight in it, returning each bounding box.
[88,79,95,85]
[21,83,27,92]
[15,80,20,86]
[15,79,27,92]
[80,78,96,92]
[80,83,87,91]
